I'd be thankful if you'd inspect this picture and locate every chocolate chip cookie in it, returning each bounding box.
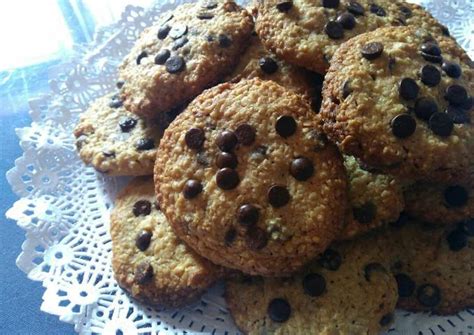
[255,0,450,73]
[74,93,164,176]
[155,78,347,276]
[111,177,222,308]
[318,26,474,183]
[225,233,398,334]
[119,1,253,119]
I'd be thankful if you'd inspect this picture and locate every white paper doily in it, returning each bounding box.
[5,0,474,334]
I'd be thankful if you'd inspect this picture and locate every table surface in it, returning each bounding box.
[0,1,153,334]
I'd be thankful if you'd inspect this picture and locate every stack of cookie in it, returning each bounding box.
[74,0,474,333]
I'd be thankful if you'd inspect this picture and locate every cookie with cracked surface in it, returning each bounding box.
[110,177,222,308]
[74,93,165,176]
[339,155,404,240]
[318,26,474,183]
[119,1,253,119]
[225,234,398,334]
[155,78,347,276]
[255,0,451,73]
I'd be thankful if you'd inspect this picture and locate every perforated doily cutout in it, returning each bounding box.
[5,0,474,334]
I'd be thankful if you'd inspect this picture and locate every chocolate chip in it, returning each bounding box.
[102,150,115,158]
[448,105,471,124]
[158,25,171,39]
[446,229,468,251]
[361,42,384,60]
[218,34,232,48]
[183,179,203,199]
[259,57,278,74]
[347,1,364,16]
[268,185,290,208]
[155,49,171,64]
[395,273,415,297]
[216,168,240,190]
[421,43,442,63]
[444,185,468,207]
[119,117,137,132]
[169,24,188,39]
[224,227,237,246]
[290,157,314,181]
[185,128,205,150]
[165,56,185,74]
[197,11,214,19]
[420,64,441,87]
[235,124,256,145]
[268,298,291,322]
[237,204,259,226]
[415,97,438,120]
[353,202,376,223]
[275,115,297,138]
[390,114,416,138]
[136,231,152,251]
[460,218,474,236]
[364,263,387,281]
[417,284,441,307]
[318,249,342,271]
[399,78,419,101]
[460,96,473,111]
[135,262,154,284]
[325,21,344,39]
[160,12,174,25]
[116,80,125,89]
[445,84,468,106]
[109,98,123,109]
[322,0,339,7]
[245,227,268,250]
[429,112,453,137]
[135,138,155,150]
[336,12,356,29]
[441,61,462,78]
[133,200,152,216]
[216,130,238,152]
[172,37,188,50]
[399,5,412,17]
[379,313,393,327]
[136,51,148,65]
[422,52,443,63]
[303,273,326,297]
[369,4,386,16]
[216,152,238,169]
[276,1,293,12]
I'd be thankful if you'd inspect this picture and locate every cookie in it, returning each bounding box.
[405,181,474,226]
[74,93,164,176]
[225,234,398,334]
[339,155,404,240]
[255,0,450,73]
[318,26,474,183]
[119,1,254,119]
[110,177,222,308]
[155,78,347,276]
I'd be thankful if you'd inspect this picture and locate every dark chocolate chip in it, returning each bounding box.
[216,130,238,152]
[102,150,115,158]
[197,11,214,19]
[290,157,314,181]
[276,1,293,12]
[119,117,137,132]
[172,37,188,50]
[216,152,238,169]
[347,1,364,16]
[447,105,470,124]
[303,273,326,297]
[421,52,443,63]
[275,115,297,138]
[224,227,237,246]
[134,262,154,284]
[369,4,386,16]
[460,218,474,236]
[218,34,232,48]
[445,84,468,106]
[395,273,415,297]
[135,138,155,150]
[399,78,419,101]
[341,80,352,99]
[391,114,416,138]
[322,0,339,8]
[268,185,290,208]
[390,212,410,228]
[429,112,453,137]
[364,263,387,281]
[441,61,462,78]
[216,168,240,190]
[116,80,125,89]
[318,249,342,271]
[185,128,205,150]
[414,97,438,120]
[268,298,291,322]
[183,179,203,199]
[245,226,268,250]
[353,202,376,223]
[135,231,152,251]
[325,21,344,39]
[444,185,468,207]
[441,25,450,36]
[165,56,185,73]
[237,204,259,227]
[446,229,468,251]
[417,284,441,307]
[133,200,152,217]
[361,42,384,60]
[169,24,188,39]
[136,51,148,65]
[420,64,441,87]
[421,42,441,56]
[109,98,123,109]
[259,57,279,74]
[336,12,356,29]
[399,5,412,17]
[158,25,171,39]
[379,313,393,327]
[155,49,171,64]
[235,124,256,145]
[460,96,473,111]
